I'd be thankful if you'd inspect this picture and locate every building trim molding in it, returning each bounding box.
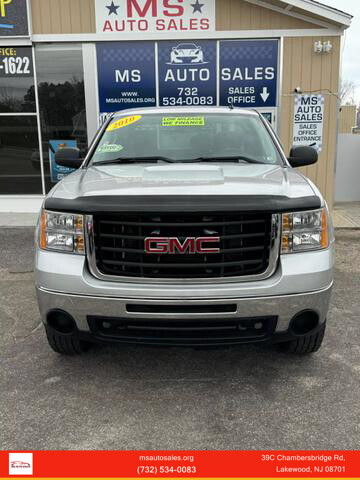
[29,28,344,44]
[242,0,342,30]
[278,0,352,27]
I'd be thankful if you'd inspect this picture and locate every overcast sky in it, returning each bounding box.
[321,0,360,102]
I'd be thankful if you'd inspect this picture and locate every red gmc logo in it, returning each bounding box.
[145,237,220,254]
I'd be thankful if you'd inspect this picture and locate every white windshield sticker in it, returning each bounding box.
[97,144,124,154]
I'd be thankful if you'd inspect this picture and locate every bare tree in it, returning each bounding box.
[340,80,356,105]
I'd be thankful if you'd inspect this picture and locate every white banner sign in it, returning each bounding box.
[293,94,324,153]
[96,0,216,35]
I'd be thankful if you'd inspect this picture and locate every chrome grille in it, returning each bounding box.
[89,212,276,279]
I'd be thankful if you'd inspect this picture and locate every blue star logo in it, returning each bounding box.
[106,1,120,15]
[191,0,204,14]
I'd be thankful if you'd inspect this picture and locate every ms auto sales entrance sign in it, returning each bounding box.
[293,95,325,153]
[95,0,215,34]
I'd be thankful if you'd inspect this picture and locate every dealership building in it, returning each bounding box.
[0,0,352,211]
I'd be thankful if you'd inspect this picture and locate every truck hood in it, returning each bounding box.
[50,163,316,200]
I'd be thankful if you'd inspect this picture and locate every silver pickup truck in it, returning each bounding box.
[35,107,334,355]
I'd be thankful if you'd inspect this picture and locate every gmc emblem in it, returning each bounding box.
[145,237,220,254]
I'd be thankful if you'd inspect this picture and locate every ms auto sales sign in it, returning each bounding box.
[95,0,216,35]
[293,95,325,153]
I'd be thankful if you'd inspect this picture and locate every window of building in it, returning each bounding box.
[0,47,36,114]
[35,44,88,193]
[0,116,42,194]
[0,46,42,194]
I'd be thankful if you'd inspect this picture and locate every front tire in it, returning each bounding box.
[45,326,88,355]
[280,323,326,354]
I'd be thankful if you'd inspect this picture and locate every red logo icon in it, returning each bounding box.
[145,236,220,254]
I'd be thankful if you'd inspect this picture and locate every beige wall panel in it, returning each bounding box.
[339,106,357,134]
[216,0,323,31]
[48,0,61,34]
[32,0,322,34]
[280,36,341,209]
[30,0,95,34]
[60,0,72,34]
[70,0,82,33]
[326,37,341,204]
[280,39,292,154]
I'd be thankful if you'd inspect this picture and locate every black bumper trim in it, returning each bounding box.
[44,322,325,348]
[86,315,277,345]
[74,329,318,347]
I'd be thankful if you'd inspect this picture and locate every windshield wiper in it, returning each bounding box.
[188,156,266,164]
[92,155,266,166]
[93,156,177,166]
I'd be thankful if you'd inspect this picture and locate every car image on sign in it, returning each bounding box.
[11,462,31,468]
[170,43,204,64]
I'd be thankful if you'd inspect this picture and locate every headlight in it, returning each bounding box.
[281,208,328,253]
[39,210,85,254]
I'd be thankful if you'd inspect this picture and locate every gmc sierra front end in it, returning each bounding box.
[35,107,334,355]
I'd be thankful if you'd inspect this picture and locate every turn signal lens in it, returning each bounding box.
[40,209,47,250]
[281,208,329,254]
[39,209,85,255]
[321,208,328,248]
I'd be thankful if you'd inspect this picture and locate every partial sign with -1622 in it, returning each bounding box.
[0,46,33,78]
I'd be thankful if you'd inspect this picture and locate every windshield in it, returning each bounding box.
[177,44,197,49]
[91,113,282,165]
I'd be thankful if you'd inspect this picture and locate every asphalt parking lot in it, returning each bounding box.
[0,227,359,450]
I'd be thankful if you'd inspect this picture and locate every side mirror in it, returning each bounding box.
[55,147,83,169]
[288,146,318,168]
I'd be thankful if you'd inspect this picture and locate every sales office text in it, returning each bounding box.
[115,67,276,83]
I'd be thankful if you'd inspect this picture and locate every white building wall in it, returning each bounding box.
[335,134,360,202]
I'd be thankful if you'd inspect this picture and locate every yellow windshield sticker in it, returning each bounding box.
[107,115,142,131]
[162,117,205,127]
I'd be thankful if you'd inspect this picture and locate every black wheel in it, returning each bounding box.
[45,326,88,355]
[280,323,326,354]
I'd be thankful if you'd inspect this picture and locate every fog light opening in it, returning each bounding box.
[290,310,319,336]
[47,310,76,335]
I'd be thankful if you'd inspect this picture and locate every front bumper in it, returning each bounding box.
[35,246,334,345]
[171,55,203,64]
[37,284,332,339]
